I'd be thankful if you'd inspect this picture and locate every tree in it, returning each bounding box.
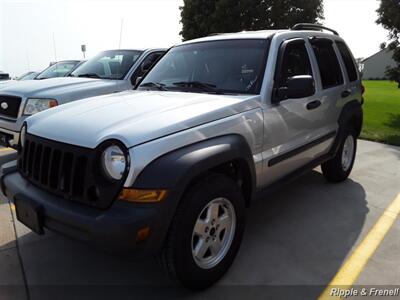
[377,0,400,88]
[180,0,324,41]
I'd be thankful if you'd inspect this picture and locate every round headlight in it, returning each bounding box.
[101,145,127,180]
[20,125,27,148]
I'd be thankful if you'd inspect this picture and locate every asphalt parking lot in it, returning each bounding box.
[0,140,399,300]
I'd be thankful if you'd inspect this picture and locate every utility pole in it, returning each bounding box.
[119,18,123,49]
[52,32,57,62]
[26,49,31,70]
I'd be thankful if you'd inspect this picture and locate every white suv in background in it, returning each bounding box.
[0,48,165,147]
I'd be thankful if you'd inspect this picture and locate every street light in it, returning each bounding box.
[81,45,86,59]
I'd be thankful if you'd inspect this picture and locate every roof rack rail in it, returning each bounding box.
[291,23,339,36]
[207,32,225,37]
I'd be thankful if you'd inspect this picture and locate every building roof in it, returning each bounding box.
[362,48,393,63]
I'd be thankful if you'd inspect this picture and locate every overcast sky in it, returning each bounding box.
[0,0,390,76]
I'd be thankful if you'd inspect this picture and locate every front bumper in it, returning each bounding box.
[0,115,27,148]
[1,163,177,255]
[0,127,19,148]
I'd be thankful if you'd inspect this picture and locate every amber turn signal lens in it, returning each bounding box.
[136,227,151,243]
[49,100,58,108]
[119,188,168,203]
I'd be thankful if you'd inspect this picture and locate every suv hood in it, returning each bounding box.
[0,77,119,100]
[26,90,260,148]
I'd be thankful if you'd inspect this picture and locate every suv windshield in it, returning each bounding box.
[36,61,80,79]
[138,39,269,95]
[17,72,38,80]
[70,50,143,80]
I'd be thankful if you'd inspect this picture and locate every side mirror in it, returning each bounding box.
[276,75,315,101]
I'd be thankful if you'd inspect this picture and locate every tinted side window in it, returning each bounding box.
[131,52,164,84]
[311,39,343,89]
[278,41,313,85]
[336,41,358,82]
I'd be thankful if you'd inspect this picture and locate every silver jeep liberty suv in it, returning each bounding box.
[1,24,363,290]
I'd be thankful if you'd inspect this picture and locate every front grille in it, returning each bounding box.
[0,95,22,118]
[18,133,123,209]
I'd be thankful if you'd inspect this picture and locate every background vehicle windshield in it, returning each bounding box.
[17,72,38,80]
[0,73,10,80]
[139,39,269,94]
[71,50,143,80]
[36,61,80,79]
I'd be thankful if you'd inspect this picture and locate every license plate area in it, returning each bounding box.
[14,194,44,234]
[0,132,11,147]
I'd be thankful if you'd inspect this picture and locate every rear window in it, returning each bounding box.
[336,41,358,82]
[311,39,343,89]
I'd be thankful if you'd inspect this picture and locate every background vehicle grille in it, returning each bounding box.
[18,133,123,209]
[0,95,22,118]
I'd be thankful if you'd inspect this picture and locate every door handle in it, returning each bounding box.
[306,100,321,110]
[341,90,351,98]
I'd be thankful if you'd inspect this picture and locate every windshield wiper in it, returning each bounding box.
[140,82,168,91]
[77,73,101,79]
[172,81,224,94]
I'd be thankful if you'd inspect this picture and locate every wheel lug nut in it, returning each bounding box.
[205,227,209,233]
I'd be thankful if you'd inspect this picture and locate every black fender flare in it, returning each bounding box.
[330,100,363,156]
[129,134,256,254]
[133,134,256,199]
[338,100,363,136]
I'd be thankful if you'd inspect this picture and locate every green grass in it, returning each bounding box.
[360,80,400,146]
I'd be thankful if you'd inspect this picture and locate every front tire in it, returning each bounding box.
[161,174,245,290]
[322,128,357,182]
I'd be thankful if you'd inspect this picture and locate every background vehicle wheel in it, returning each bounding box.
[322,128,357,182]
[161,174,245,290]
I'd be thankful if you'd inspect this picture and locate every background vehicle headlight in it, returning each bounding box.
[101,145,127,180]
[23,98,58,116]
[20,125,27,148]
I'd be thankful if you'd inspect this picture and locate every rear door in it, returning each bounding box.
[308,37,347,134]
[335,40,362,105]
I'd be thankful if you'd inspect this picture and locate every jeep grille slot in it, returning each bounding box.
[21,138,87,197]
[18,133,121,209]
[0,95,22,119]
